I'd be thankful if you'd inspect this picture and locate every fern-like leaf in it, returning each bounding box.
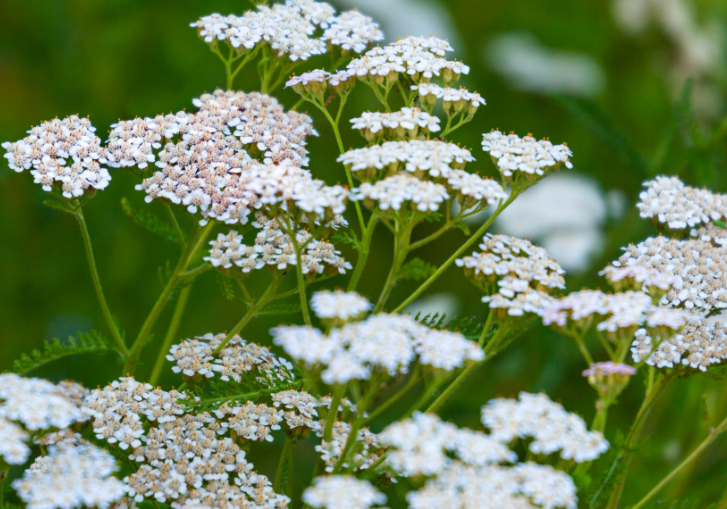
[216,272,236,301]
[331,230,361,251]
[121,197,181,244]
[11,331,122,374]
[398,258,437,281]
[256,301,302,316]
[43,198,77,215]
[189,378,303,412]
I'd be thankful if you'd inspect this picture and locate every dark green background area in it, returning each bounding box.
[1,0,727,505]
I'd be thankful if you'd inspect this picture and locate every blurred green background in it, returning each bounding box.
[2,0,727,506]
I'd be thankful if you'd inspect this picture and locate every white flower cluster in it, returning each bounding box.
[692,222,727,247]
[303,476,385,509]
[204,217,351,276]
[310,290,372,322]
[457,234,565,317]
[482,130,573,183]
[631,317,727,371]
[380,404,590,509]
[347,36,469,83]
[272,313,484,384]
[12,442,125,509]
[380,412,515,476]
[411,82,486,112]
[315,421,383,472]
[338,139,473,179]
[350,108,441,141]
[104,113,187,169]
[637,176,727,230]
[600,264,680,293]
[616,236,727,315]
[167,332,295,385]
[191,1,382,60]
[2,115,111,198]
[482,392,609,463]
[0,373,89,465]
[353,172,449,215]
[272,390,320,431]
[408,461,577,509]
[542,289,690,337]
[87,378,289,509]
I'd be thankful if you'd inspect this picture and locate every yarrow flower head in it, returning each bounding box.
[3,115,111,199]
[310,289,372,326]
[481,392,609,463]
[273,313,484,384]
[457,234,565,318]
[482,130,573,187]
[285,69,329,96]
[347,35,469,87]
[191,2,381,62]
[12,442,125,509]
[167,332,295,385]
[637,176,727,230]
[303,476,385,509]
[353,172,449,220]
[600,264,680,301]
[0,373,90,465]
[204,214,351,277]
[350,108,440,142]
[411,82,486,117]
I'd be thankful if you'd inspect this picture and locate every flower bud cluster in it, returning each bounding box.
[481,130,573,185]
[631,317,727,371]
[167,332,295,385]
[104,114,187,170]
[351,108,441,142]
[2,116,111,198]
[272,313,484,384]
[637,176,727,230]
[582,362,636,400]
[600,264,680,300]
[191,1,382,61]
[457,234,565,317]
[346,36,469,85]
[0,373,90,465]
[272,390,320,432]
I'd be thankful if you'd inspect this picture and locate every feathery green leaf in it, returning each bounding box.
[398,258,437,281]
[11,331,123,374]
[121,197,181,244]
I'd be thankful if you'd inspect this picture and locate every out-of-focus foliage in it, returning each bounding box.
[2,0,727,506]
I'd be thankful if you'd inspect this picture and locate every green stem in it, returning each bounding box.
[149,283,192,386]
[632,414,727,509]
[347,212,380,292]
[374,221,410,313]
[315,97,366,233]
[291,236,312,327]
[274,437,296,494]
[425,362,479,414]
[404,374,451,418]
[75,208,129,356]
[332,382,380,473]
[408,220,456,251]
[393,192,518,314]
[211,276,282,356]
[179,263,211,279]
[323,385,345,442]
[123,221,213,375]
[364,370,421,424]
[605,372,670,509]
[165,204,186,244]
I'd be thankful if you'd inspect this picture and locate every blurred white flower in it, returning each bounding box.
[337,0,462,49]
[485,32,605,98]
[406,292,460,319]
[612,0,726,117]
[494,174,619,272]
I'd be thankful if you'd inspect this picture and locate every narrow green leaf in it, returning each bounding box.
[256,301,302,316]
[42,198,76,215]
